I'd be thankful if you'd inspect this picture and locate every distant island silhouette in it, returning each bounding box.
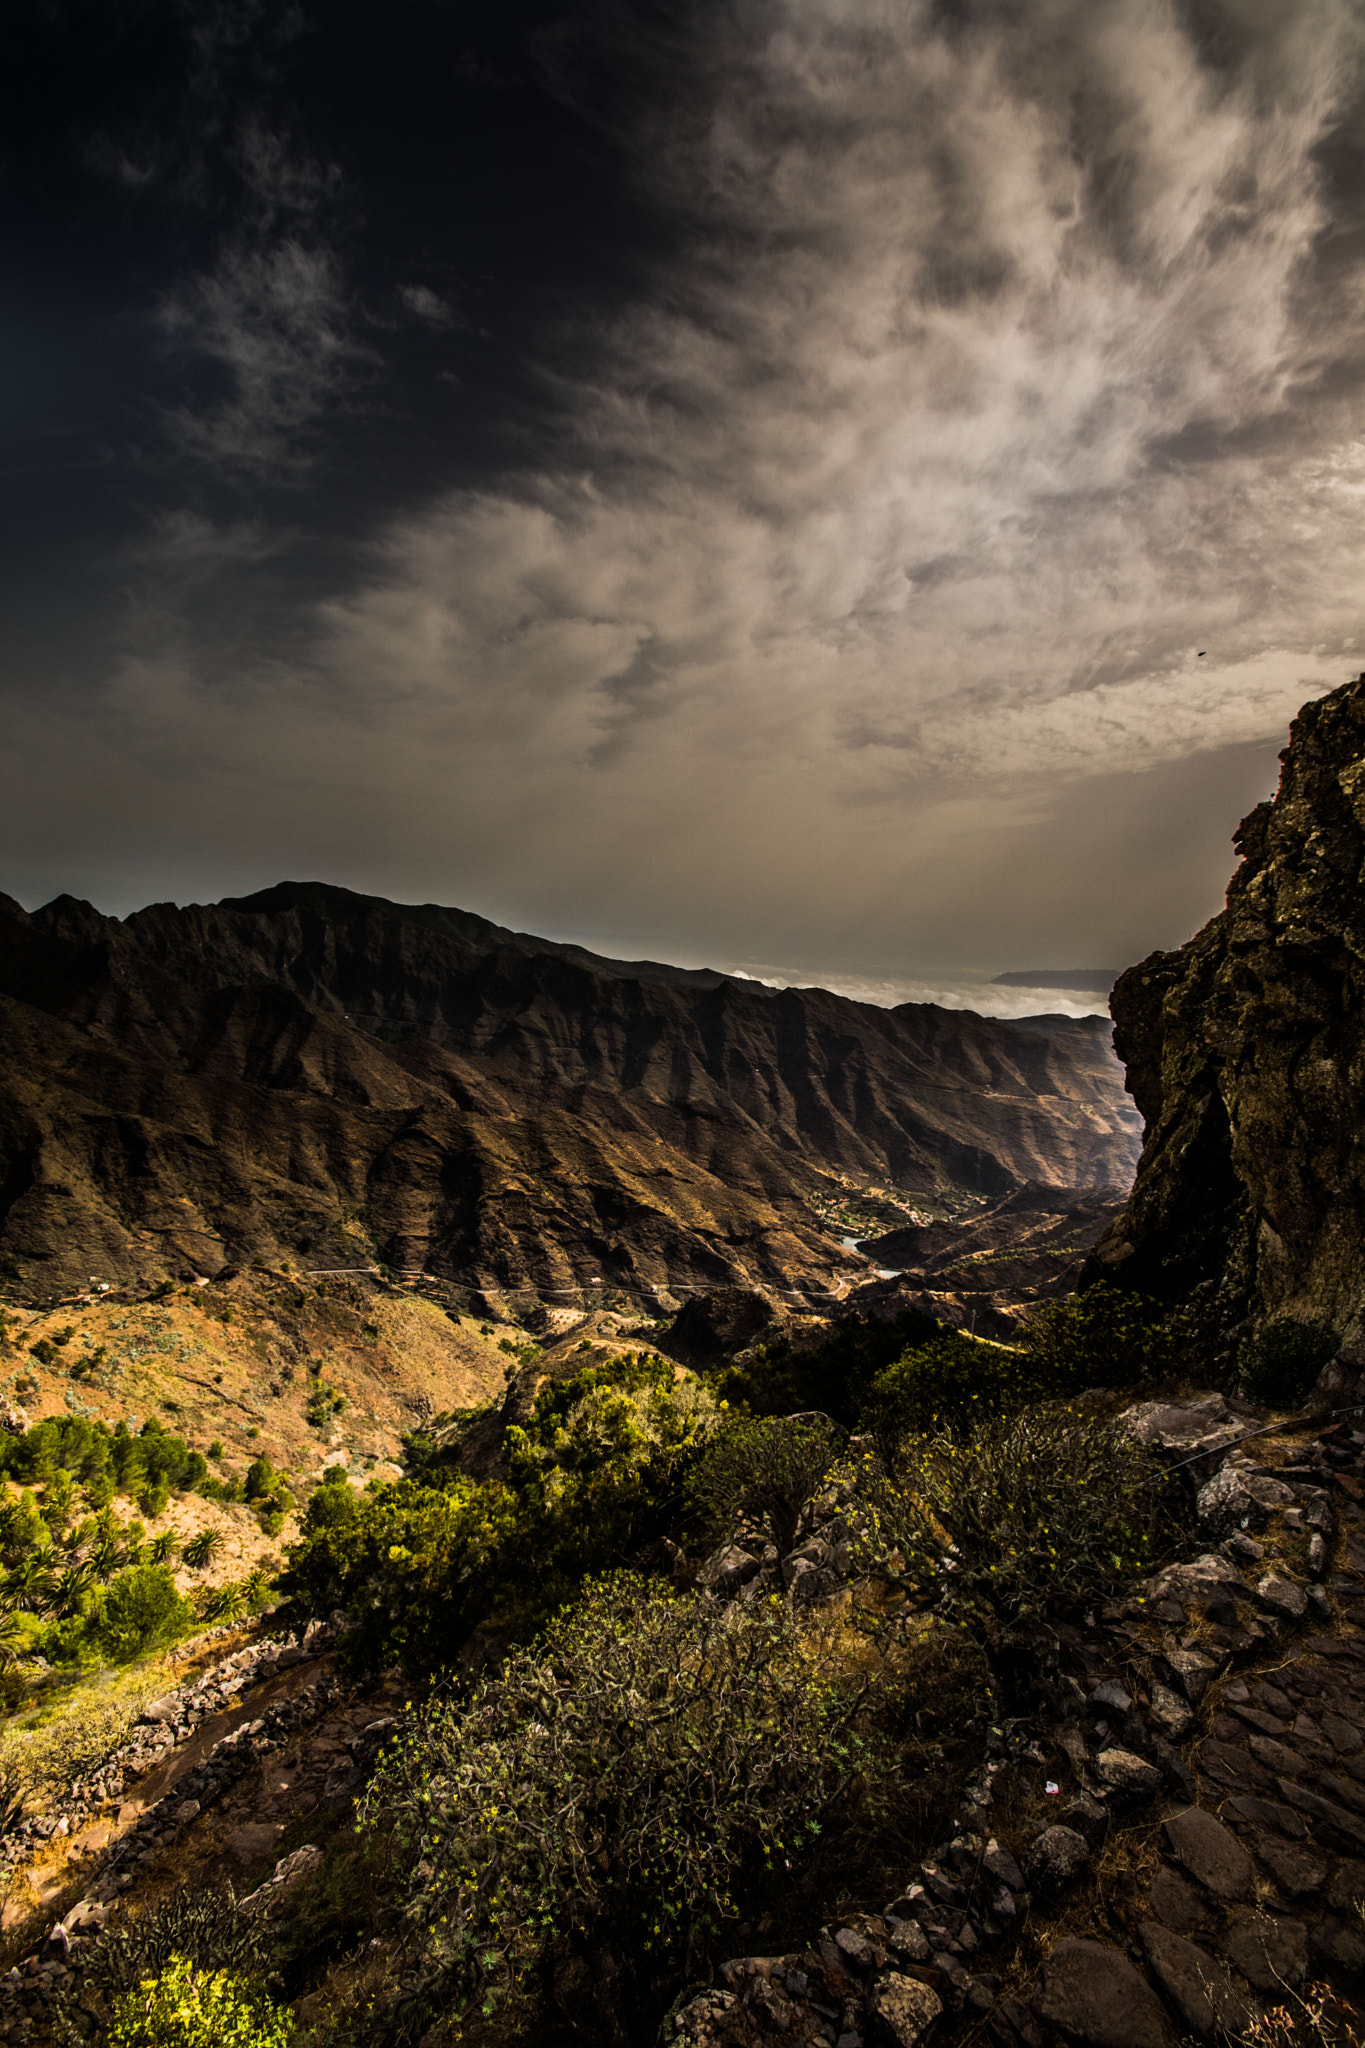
[991,969,1118,993]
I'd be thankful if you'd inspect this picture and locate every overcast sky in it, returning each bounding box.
[3,0,1363,1010]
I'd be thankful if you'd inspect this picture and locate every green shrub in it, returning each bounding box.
[863,1409,1172,1686]
[139,1478,171,1521]
[305,1383,347,1429]
[713,1310,940,1426]
[282,1355,718,1671]
[1238,1314,1338,1406]
[358,1573,885,2035]
[506,1351,715,1525]
[92,1564,190,1662]
[1019,1281,1187,1391]
[691,1413,843,1556]
[244,1455,276,1501]
[279,1476,515,1672]
[195,1476,242,1504]
[53,1885,278,2046]
[105,1955,292,2047]
[862,1331,1049,1451]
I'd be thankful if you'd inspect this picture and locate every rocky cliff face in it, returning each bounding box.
[1088,673,1365,1340]
[0,882,1139,1297]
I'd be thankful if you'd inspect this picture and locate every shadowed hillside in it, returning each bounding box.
[0,883,1138,1299]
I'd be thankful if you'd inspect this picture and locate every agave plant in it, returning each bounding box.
[89,1537,123,1583]
[182,1528,223,1571]
[149,1531,180,1566]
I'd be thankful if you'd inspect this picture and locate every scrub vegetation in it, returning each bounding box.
[30,1284,1201,2044]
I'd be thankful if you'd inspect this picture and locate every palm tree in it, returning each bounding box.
[241,1568,270,1609]
[89,1537,122,1583]
[149,1531,180,1566]
[195,1583,244,1624]
[2,1557,55,1613]
[44,1563,94,1619]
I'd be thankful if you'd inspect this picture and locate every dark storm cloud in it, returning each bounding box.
[3,0,1365,988]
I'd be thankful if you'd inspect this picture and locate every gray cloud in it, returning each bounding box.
[151,118,357,476]
[399,284,460,328]
[156,238,356,471]
[11,0,1365,981]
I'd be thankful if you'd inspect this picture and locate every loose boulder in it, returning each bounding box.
[867,1971,943,2047]
[1026,1826,1090,1892]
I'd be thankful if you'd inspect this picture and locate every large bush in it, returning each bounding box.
[1238,1314,1338,1406]
[504,1350,717,1559]
[861,1331,1048,1450]
[865,1408,1170,1663]
[712,1310,939,1426]
[1017,1282,1187,1391]
[281,1353,719,1669]
[690,1414,843,1556]
[358,1573,885,2037]
[277,1476,515,1672]
[92,1564,190,1662]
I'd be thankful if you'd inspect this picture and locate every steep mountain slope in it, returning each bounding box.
[0,883,1140,1297]
[1087,672,1365,1338]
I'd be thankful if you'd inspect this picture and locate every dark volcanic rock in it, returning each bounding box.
[0,882,1140,1294]
[1033,1937,1176,2048]
[1162,1808,1255,1901]
[1087,672,1365,1337]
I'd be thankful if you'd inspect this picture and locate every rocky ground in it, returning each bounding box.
[666,1387,1365,2048]
[0,1375,1360,2046]
[0,1611,406,2040]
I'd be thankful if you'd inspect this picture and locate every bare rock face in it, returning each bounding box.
[1086,673,1365,1340]
[0,882,1140,1294]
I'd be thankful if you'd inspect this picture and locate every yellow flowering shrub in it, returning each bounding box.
[106,1954,292,2047]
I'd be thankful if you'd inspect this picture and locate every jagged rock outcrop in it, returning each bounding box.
[0,882,1139,1296]
[1087,674,1365,1342]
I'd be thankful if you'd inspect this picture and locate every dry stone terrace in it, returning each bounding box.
[666,1390,1365,2048]
[0,1613,407,2040]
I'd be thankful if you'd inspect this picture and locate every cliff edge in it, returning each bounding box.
[1087,672,1365,1345]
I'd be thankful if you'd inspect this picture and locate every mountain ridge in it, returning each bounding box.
[0,882,1140,1298]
